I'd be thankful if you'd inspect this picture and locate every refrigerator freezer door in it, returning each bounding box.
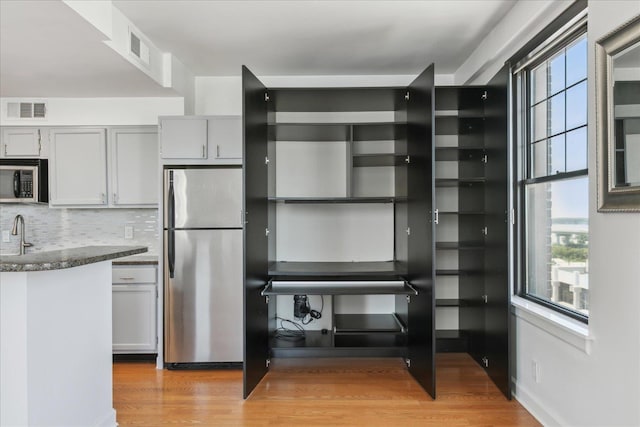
[164,229,243,363]
[164,168,242,229]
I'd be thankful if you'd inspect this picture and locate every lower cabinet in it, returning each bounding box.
[112,265,157,354]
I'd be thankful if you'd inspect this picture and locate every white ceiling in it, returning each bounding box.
[1,0,517,98]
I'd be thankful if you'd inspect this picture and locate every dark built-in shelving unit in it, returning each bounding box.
[242,65,510,401]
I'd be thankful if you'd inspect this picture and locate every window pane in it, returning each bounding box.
[531,140,548,178]
[566,81,587,129]
[526,177,589,316]
[566,127,587,171]
[550,134,566,174]
[531,101,548,142]
[531,63,548,105]
[566,37,587,86]
[549,52,566,95]
[549,92,566,136]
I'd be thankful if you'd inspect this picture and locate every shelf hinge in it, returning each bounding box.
[482,294,488,304]
[433,209,439,225]
[405,358,411,368]
[405,91,410,101]
[265,92,270,102]
[265,228,270,237]
[510,208,516,225]
[481,226,488,237]
[405,155,410,164]
[265,296,270,304]
[481,91,488,101]
[265,156,270,165]
[406,227,411,236]
[406,295,411,304]
[482,153,488,163]
[482,356,489,368]
[266,358,271,368]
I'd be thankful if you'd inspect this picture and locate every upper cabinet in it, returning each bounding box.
[110,128,159,206]
[49,128,108,206]
[159,115,242,164]
[48,126,158,208]
[1,128,46,158]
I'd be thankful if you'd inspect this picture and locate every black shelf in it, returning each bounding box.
[435,178,485,187]
[263,281,415,297]
[436,269,464,276]
[435,298,462,307]
[353,154,405,167]
[435,147,485,162]
[270,123,349,141]
[272,87,402,112]
[268,261,405,278]
[334,314,406,333]
[435,241,484,250]
[268,196,395,204]
[352,122,406,141]
[438,211,485,215]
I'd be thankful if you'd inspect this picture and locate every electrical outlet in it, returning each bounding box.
[532,360,541,383]
[124,226,134,239]
[2,230,10,243]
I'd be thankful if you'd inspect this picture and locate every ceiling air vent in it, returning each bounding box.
[129,29,150,66]
[6,102,47,119]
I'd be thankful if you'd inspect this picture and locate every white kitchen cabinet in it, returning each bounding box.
[1,127,45,158]
[209,116,242,160]
[110,127,159,206]
[112,265,157,354]
[159,115,242,163]
[159,117,208,159]
[49,128,108,206]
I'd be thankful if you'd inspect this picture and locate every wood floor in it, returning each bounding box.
[113,353,540,426]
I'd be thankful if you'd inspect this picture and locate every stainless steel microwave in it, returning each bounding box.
[0,159,49,203]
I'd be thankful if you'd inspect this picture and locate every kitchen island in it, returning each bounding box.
[0,246,147,427]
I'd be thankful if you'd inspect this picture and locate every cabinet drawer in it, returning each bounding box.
[112,266,156,284]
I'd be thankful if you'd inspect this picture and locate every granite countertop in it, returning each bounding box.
[0,246,148,272]
[113,254,159,265]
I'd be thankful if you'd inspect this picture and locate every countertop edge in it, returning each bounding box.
[0,246,148,272]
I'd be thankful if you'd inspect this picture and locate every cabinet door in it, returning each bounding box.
[242,66,270,398]
[110,128,159,206]
[49,128,107,206]
[405,64,436,399]
[1,128,42,157]
[112,284,157,353]
[210,116,242,159]
[160,118,207,159]
[483,65,511,399]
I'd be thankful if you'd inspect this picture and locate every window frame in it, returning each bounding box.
[514,20,589,323]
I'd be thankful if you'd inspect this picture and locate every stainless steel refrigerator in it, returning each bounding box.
[163,167,243,365]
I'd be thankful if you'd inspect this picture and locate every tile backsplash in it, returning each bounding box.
[0,205,159,256]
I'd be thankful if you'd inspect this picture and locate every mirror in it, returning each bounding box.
[596,14,640,212]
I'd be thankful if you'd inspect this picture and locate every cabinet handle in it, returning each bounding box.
[216,144,220,158]
[119,277,135,280]
[202,145,206,158]
[37,129,42,155]
[3,144,6,156]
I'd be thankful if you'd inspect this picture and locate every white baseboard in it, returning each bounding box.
[95,408,117,427]
[512,378,565,427]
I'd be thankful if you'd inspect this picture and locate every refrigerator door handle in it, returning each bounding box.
[168,170,175,229]
[168,229,175,279]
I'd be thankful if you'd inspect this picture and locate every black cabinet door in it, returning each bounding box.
[483,65,511,399]
[242,66,270,398]
[406,64,436,398]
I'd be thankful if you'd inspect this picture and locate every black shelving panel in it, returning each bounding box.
[353,154,406,167]
[270,123,349,141]
[435,298,462,307]
[262,279,416,296]
[268,261,405,278]
[268,196,395,204]
[334,314,406,333]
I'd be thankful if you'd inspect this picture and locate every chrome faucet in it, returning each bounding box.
[11,214,33,255]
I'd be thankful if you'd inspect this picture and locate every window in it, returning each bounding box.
[515,24,589,320]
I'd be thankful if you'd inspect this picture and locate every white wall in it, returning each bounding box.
[0,97,183,126]
[462,1,640,426]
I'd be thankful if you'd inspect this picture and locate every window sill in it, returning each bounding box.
[511,296,593,354]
